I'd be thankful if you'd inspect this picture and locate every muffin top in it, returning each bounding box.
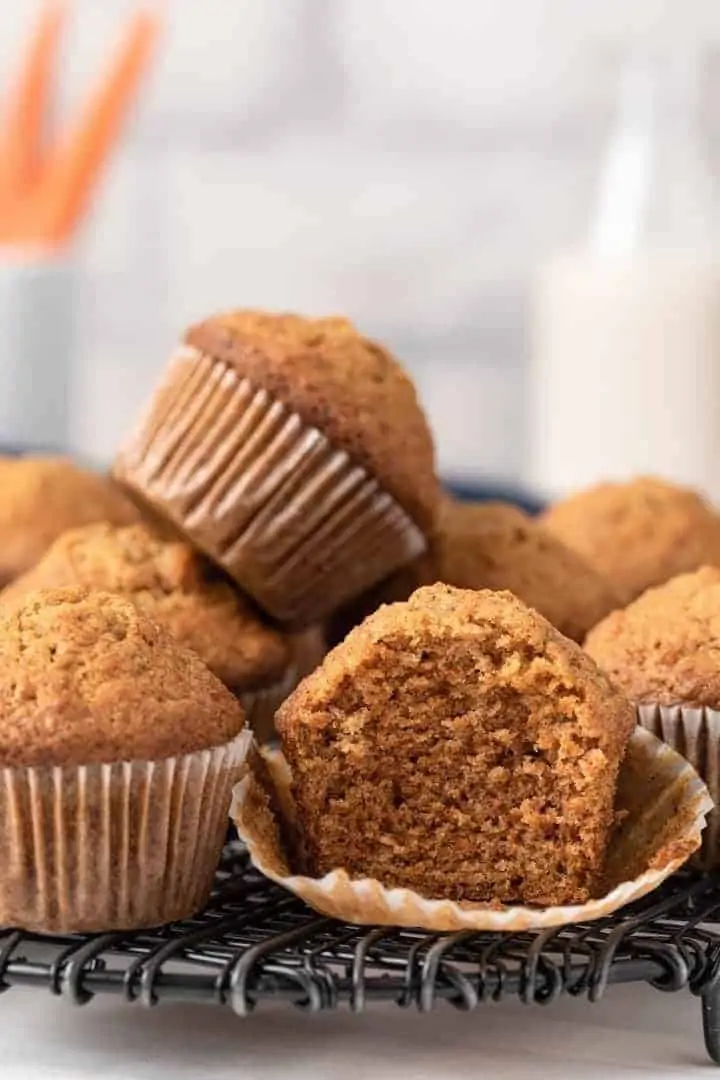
[434,499,620,641]
[541,476,720,604]
[2,523,291,694]
[0,587,246,767]
[185,310,438,530]
[585,566,720,707]
[278,582,634,761]
[0,456,140,585]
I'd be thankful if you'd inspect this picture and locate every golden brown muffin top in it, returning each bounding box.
[585,565,720,707]
[541,476,720,604]
[434,499,621,641]
[277,582,635,759]
[184,310,438,531]
[0,456,140,585]
[2,523,291,694]
[0,587,245,767]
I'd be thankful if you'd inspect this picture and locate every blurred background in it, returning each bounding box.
[3,0,720,499]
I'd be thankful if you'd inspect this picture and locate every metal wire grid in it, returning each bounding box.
[2,845,720,1063]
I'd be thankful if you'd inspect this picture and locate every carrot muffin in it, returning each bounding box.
[432,499,621,641]
[2,522,291,701]
[276,583,635,906]
[586,566,720,869]
[585,566,720,706]
[541,477,720,604]
[113,310,439,626]
[0,587,248,931]
[0,455,140,585]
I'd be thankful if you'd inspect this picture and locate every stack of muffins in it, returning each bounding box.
[0,310,713,934]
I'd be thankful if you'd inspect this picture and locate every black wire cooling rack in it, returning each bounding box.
[2,844,720,1066]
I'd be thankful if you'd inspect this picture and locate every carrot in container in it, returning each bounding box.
[40,9,160,247]
[0,6,160,248]
[0,3,66,207]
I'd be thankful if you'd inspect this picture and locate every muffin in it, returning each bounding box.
[431,499,620,641]
[1,521,295,737]
[586,566,720,868]
[586,566,720,706]
[276,583,635,906]
[541,477,720,604]
[0,587,248,931]
[112,310,438,627]
[0,455,140,585]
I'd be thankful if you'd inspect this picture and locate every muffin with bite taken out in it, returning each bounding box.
[277,583,635,906]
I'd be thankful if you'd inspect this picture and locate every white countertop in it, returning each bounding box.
[0,980,712,1080]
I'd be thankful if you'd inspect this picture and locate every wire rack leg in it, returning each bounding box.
[702,989,720,1065]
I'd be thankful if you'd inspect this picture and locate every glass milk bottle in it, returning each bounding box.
[528,51,720,502]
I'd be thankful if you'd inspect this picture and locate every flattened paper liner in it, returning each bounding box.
[231,727,711,932]
[637,703,720,870]
[113,347,427,627]
[0,729,252,933]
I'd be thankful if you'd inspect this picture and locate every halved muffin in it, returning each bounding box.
[277,583,635,906]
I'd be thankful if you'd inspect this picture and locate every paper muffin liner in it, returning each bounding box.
[113,347,427,627]
[637,703,720,870]
[231,728,711,932]
[0,729,252,933]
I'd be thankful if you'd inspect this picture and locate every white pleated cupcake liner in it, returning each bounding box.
[0,729,252,933]
[113,347,427,627]
[637,703,720,870]
[231,727,711,932]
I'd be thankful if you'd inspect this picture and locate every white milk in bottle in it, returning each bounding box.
[528,52,720,501]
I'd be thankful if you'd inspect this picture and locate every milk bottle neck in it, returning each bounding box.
[590,49,717,259]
